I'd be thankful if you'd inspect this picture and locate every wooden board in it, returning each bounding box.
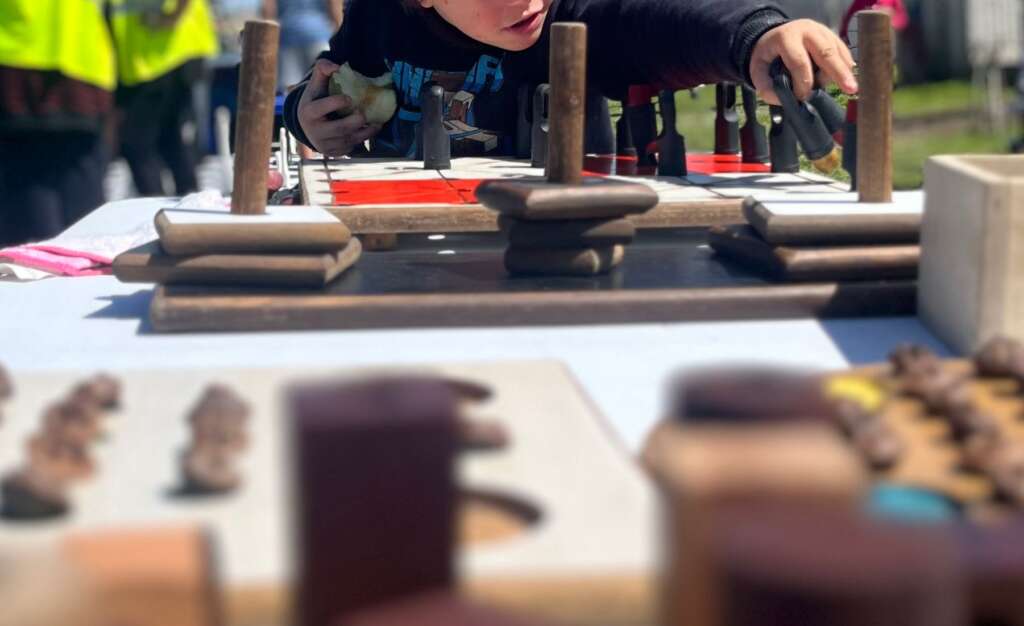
[742,193,922,245]
[0,362,657,626]
[827,358,1024,520]
[155,206,351,256]
[708,224,920,282]
[141,230,916,333]
[112,239,362,288]
[299,156,850,234]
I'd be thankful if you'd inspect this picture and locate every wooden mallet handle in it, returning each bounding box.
[232,20,280,215]
[856,10,894,203]
[547,23,587,185]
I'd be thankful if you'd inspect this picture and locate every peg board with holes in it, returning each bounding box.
[0,361,657,626]
[827,340,1024,522]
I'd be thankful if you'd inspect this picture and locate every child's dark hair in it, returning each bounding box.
[400,0,423,12]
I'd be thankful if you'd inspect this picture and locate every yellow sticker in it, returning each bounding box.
[826,375,887,412]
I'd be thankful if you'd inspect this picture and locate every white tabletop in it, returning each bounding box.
[0,198,950,451]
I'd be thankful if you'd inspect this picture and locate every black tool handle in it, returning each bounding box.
[768,58,835,162]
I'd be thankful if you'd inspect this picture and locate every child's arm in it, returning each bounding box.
[748,19,857,103]
[575,0,855,103]
[282,1,384,155]
[292,59,382,156]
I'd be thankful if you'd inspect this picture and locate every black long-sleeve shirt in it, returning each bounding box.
[284,0,787,158]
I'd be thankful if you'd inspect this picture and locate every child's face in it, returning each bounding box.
[419,0,552,51]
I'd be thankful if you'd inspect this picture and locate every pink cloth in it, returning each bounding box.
[840,0,909,41]
[0,245,111,277]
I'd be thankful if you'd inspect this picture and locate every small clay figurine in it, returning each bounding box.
[40,401,103,447]
[987,445,1024,507]
[1,469,69,520]
[961,430,1006,473]
[889,344,943,377]
[179,384,251,495]
[70,373,121,411]
[181,446,241,494]
[946,405,1001,443]
[974,336,1024,380]
[851,420,905,470]
[833,398,880,437]
[26,433,95,483]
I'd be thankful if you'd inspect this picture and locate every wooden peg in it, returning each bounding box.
[657,90,687,177]
[422,83,451,170]
[856,10,894,203]
[714,84,740,156]
[531,84,550,169]
[232,20,280,215]
[547,23,587,184]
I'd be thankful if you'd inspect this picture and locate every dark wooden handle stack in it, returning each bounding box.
[546,23,587,185]
[856,10,894,203]
[232,20,280,215]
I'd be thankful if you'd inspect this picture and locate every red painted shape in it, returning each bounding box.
[329,179,467,205]
[326,152,775,206]
[583,153,771,176]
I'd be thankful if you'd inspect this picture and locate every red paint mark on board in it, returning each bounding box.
[583,154,771,176]
[327,153,774,205]
[329,179,468,205]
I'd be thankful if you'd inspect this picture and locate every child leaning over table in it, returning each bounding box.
[283,0,858,160]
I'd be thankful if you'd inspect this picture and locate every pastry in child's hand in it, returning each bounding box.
[329,63,398,126]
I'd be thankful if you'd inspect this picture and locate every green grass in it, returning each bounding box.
[893,130,1012,189]
[893,80,980,118]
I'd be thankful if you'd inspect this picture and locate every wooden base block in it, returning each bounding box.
[504,245,625,276]
[742,195,922,245]
[708,225,919,282]
[63,526,222,626]
[919,155,1024,354]
[360,233,399,251]
[477,179,658,220]
[113,239,362,288]
[499,216,636,249]
[156,206,351,256]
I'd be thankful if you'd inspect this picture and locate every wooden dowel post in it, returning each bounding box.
[232,20,280,215]
[856,10,894,203]
[547,23,587,185]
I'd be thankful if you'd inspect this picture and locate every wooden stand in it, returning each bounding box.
[232,21,280,215]
[856,11,894,204]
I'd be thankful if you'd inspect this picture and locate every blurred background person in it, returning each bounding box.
[262,0,344,91]
[0,0,116,246]
[111,0,220,197]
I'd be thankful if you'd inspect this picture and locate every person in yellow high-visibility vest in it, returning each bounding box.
[111,0,219,196]
[0,0,117,246]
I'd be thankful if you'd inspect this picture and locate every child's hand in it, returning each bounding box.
[749,19,859,105]
[297,59,383,156]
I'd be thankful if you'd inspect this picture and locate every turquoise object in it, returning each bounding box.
[867,484,958,522]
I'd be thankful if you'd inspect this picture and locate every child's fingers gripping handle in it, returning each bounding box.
[301,59,342,106]
[806,30,859,95]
